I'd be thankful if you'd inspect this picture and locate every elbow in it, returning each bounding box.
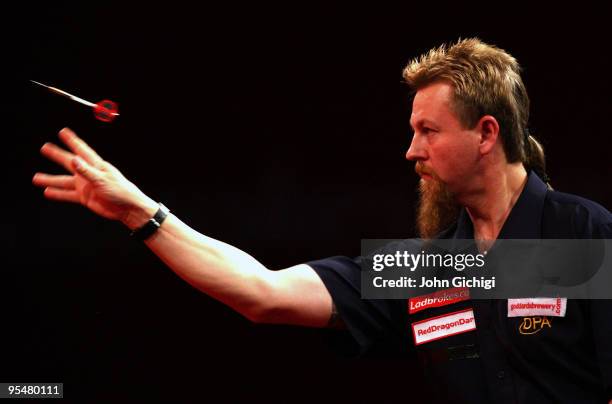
[240,274,285,324]
[244,305,272,324]
[243,301,284,324]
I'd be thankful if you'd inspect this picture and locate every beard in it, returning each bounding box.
[415,165,460,239]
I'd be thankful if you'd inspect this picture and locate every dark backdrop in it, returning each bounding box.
[7,2,611,403]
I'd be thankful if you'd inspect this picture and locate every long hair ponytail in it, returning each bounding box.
[523,130,552,188]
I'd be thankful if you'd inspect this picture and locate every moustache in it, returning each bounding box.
[415,163,436,178]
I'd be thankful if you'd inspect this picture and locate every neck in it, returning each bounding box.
[461,163,528,242]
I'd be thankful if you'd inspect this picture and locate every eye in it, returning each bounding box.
[422,127,434,134]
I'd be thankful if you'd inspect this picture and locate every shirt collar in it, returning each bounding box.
[453,171,548,239]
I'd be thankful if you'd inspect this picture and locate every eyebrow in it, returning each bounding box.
[410,119,439,130]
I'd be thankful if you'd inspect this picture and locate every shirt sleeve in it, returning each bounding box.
[590,210,612,398]
[589,300,612,399]
[307,255,409,356]
[584,203,612,398]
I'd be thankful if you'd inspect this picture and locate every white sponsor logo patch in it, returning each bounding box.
[507,298,567,317]
[411,308,476,346]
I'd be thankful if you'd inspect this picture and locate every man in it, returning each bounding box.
[33,39,611,402]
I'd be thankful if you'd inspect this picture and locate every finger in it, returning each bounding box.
[40,142,76,174]
[59,128,104,168]
[72,156,104,182]
[43,187,80,203]
[32,173,76,190]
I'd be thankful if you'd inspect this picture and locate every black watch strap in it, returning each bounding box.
[130,203,170,240]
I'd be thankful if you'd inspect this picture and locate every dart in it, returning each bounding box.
[31,80,119,122]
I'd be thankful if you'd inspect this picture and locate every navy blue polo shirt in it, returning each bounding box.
[308,172,612,403]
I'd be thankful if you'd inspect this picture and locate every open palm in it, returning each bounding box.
[33,128,146,223]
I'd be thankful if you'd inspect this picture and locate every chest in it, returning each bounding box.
[406,294,591,361]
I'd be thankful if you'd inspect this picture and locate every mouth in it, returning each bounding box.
[415,164,434,180]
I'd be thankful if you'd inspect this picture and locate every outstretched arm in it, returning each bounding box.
[33,128,333,327]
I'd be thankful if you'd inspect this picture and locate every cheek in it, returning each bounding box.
[433,143,477,180]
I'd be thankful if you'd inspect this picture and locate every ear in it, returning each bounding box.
[477,115,499,156]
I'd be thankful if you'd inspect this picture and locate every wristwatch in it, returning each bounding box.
[130,203,170,240]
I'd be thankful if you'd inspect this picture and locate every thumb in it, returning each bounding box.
[72,156,103,182]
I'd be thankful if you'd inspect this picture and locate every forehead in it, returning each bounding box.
[410,82,458,128]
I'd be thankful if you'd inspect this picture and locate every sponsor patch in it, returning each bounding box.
[411,308,476,345]
[519,316,553,335]
[507,298,567,317]
[408,287,470,314]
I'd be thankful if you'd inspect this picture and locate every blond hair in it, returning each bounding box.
[403,38,548,181]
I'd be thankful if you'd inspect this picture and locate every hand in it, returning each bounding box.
[33,128,157,228]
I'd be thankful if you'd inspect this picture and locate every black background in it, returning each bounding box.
[6,2,612,403]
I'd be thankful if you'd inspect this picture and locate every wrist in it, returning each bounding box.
[121,196,159,230]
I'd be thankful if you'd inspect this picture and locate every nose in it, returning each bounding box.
[405,133,427,161]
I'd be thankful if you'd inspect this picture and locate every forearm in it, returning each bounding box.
[123,197,276,322]
[35,128,329,325]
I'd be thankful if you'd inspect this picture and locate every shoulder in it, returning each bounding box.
[543,189,612,238]
[546,189,611,222]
